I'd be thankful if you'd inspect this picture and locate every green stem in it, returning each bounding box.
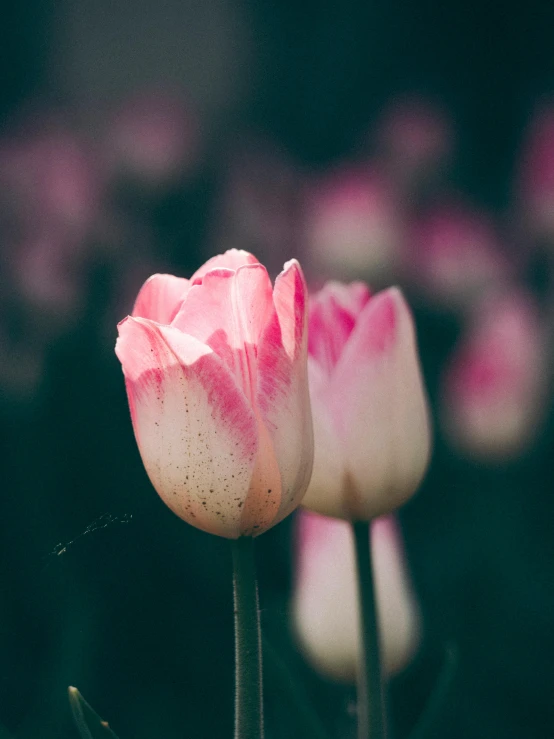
[352,521,387,739]
[231,536,264,739]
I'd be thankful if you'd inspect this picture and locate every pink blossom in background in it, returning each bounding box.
[104,92,200,187]
[376,97,453,190]
[0,123,100,241]
[441,290,547,461]
[0,227,92,343]
[115,249,313,538]
[213,143,301,277]
[404,204,511,310]
[518,105,554,241]
[302,281,431,520]
[303,166,402,284]
[293,510,421,683]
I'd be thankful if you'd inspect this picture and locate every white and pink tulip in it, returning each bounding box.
[302,281,431,520]
[115,249,314,538]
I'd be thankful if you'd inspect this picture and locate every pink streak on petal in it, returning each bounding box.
[132,273,190,323]
[172,264,274,401]
[257,259,313,524]
[272,260,308,360]
[363,288,398,354]
[190,249,260,284]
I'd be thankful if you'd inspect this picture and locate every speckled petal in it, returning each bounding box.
[115,316,259,538]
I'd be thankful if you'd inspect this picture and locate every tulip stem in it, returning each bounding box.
[352,521,387,739]
[231,536,264,739]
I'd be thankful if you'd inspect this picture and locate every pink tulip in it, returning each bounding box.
[115,249,313,538]
[214,143,300,277]
[442,290,547,461]
[105,91,199,186]
[302,282,431,520]
[293,510,421,682]
[378,98,452,172]
[518,105,554,240]
[303,166,402,284]
[0,125,99,240]
[405,205,511,310]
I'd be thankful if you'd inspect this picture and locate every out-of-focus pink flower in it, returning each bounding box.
[377,97,453,189]
[5,231,85,325]
[441,290,547,461]
[405,205,511,309]
[105,92,199,186]
[302,282,430,520]
[214,143,300,277]
[115,249,313,538]
[303,167,402,284]
[0,125,100,240]
[518,105,554,240]
[293,510,421,682]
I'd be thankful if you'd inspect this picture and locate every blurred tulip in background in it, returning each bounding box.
[404,204,512,311]
[518,104,554,243]
[441,289,547,461]
[302,281,431,520]
[293,510,421,682]
[303,166,402,285]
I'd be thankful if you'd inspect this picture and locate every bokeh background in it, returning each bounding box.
[2,1,554,737]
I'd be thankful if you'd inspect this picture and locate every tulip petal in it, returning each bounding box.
[115,316,260,538]
[190,248,259,283]
[171,264,274,401]
[132,273,190,324]
[329,288,431,518]
[300,359,345,516]
[309,281,371,377]
[257,260,313,523]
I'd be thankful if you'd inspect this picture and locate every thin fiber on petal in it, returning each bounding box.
[116,317,260,538]
[132,273,190,324]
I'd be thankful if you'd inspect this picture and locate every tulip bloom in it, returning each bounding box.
[115,249,313,538]
[441,290,547,461]
[303,167,402,284]
[518,105,554,240]
[293,510,421,682]
[302,282,430,520]
[405,205,511,310]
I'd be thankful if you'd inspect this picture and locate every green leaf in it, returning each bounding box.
[68,687,121,739]
[408,642,459,739]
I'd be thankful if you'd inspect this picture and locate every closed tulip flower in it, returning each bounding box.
[293,510,421,682]
[441,290,547,461]
[115,249,313,538]
[302,282,430,520]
